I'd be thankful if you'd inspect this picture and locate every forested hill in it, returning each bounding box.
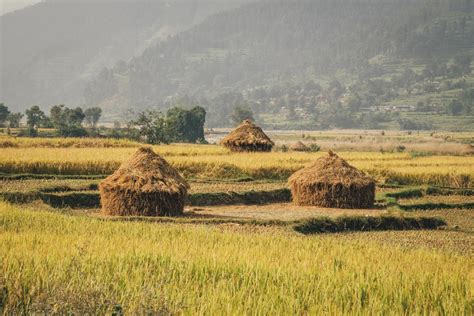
[0,0,250,110]
[84,0,474,123]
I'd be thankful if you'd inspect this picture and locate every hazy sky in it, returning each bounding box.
[1,0,41,15]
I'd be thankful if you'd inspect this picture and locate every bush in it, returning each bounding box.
[396,145,406,152]
[308,144,321,152]
[58,126,88,137]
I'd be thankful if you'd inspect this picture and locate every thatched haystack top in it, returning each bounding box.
[100,147,189,194]
[289,151,373,186]
[220,120,274,148]
[290,141,309,152]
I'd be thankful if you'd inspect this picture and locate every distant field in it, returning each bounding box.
[0,144,472,187]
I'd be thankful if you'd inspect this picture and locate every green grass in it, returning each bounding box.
[0,202,472,314]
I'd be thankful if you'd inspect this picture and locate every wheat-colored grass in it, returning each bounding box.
[0,202,472,314]
[0,145,472,186]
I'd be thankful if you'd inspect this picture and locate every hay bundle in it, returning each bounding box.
[288,151,375,208]
[99,147,189,216]
[220,120,274,152]
[290,141,310,152]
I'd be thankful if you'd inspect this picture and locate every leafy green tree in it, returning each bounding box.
[165,106,206,143]
[446,99,463,116]
[40,116,54,128]
[25,106,45,128]
[328,80,345,100]
[304,80,321,92]
[131,110,168,144]
[346,96,362,112]
[6,112,24,128]
[189,106,206,142]
[84,107,102,128]
[66,107,85,126]
[0,104,10,127]
[49,105,86,136]
[230,105,254,125]
[25,106,45,136]
[50,105,66,129]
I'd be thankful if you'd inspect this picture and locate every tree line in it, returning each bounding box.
[0,104,103,137]
[0,103,207,144]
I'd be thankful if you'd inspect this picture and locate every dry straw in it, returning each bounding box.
[220,120,274,152]
[99,147,189,216]
[290,141,310,152]
[288,151,375,208]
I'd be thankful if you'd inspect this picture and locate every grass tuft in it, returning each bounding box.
[294,215,447,234]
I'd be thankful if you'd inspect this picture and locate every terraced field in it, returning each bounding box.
[0,136,472,314]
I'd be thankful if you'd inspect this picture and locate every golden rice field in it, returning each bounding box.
[0,202,472,314]
[0,144,472,187]
[1,136,473,313]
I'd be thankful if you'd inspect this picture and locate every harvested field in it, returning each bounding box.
[0,147,472,187]
[0,201,470,314]
[186,203,386,221]
[0,135,473,314]
[334,230,474,256]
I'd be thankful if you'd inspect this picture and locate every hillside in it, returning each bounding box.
[84,0,474,130]
[0,0,250,110]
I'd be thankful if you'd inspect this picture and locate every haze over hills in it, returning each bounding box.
[0,0,250,110]
[1,0,474,130]
[81,0,474,129]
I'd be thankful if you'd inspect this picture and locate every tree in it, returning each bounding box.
[304,80,322,95]
[49,105,87,136]
[66,107,85,126]
[328,79,345,100]
[286,104,298,121]
[6,112,24,128]
[131,110,168,144]
[25,106,45,136]
[189,106,206,142]
[346,96,362,112]
[453,55,472,75]
[400,67,417,95]
[50,105,67,129]
[165,106,206,143]
[231,105,254,125]
[446,99,463,116]
[40,116,54,128]
[0,104,10,127]
[25,106,45,128]
[84,107,102,128]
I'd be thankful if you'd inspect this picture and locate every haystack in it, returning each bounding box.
[290,141,310,152]
[220,120,274,152]
[288,151,375,208]
[99,147,189,216]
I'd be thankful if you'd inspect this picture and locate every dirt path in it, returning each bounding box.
[185,203,386,221]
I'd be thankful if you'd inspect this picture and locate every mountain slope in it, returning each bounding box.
[87,0,473,108]
[0,0,250,110]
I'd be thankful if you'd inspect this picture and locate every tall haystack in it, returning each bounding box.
[288,151,375,208]
[220,120,274,152]
[99,147,189,216]
[290,141,310,152]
